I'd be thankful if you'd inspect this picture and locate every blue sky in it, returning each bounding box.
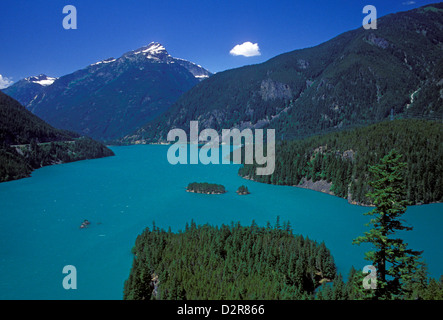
[0,0,439,86]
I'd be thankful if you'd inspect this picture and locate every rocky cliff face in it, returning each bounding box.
[260,79,293,101]
[297,178,334,196]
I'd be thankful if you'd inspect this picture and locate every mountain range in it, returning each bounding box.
[122,3,443,143]
[3,4,443,145]
[3,42,211,141]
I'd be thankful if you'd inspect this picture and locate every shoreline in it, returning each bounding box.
[240,173,371,207]
[1,140,114,184]
[240,175,440,208]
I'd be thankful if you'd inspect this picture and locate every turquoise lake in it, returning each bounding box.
[0,145,441,299]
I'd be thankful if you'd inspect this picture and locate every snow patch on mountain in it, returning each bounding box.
[195,74,210,79]
[25,75,57,86]
[91,58,117,66]
[135,42,167,55]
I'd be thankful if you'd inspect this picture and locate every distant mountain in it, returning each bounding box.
[0,91,114,182]
[3,42,211,141]
[2,74,57,109]
[123,3,443,143]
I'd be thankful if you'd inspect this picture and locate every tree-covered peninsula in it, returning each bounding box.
[124,219,337,300]
[238,119,442,206]
[0,91,114,182]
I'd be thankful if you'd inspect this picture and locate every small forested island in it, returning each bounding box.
[124,219,337,300]
[236,185,250,195]
[186,182,226,194]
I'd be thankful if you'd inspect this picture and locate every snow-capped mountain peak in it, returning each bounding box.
[121,42,211,80]
[133,42,169,57]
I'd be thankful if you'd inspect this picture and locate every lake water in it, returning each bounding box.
[0,145,441,299]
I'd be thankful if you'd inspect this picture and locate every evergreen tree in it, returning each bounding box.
[343,267,376,300]
[353,150,423,299]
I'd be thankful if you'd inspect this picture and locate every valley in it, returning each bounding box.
[0,1,442,302]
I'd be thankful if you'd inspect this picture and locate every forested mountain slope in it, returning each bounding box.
[0,91,114,182]
[238,119,443,205]
[123,3,443,143]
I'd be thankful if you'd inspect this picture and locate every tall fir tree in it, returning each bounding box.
[353,149,424,299]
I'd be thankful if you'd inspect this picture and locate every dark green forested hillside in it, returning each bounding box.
[405,56,443,119]
[124,220,337,300]
[0,90,76,145]
[238,119,443,205]
[0,91,114,182]
[122,3,443,144]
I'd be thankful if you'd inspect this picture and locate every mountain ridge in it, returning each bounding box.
[122,3,443,144]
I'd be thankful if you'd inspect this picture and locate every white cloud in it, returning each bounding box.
[0,74,13,89]
[402,1,416,5]
[229,42,261,57]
